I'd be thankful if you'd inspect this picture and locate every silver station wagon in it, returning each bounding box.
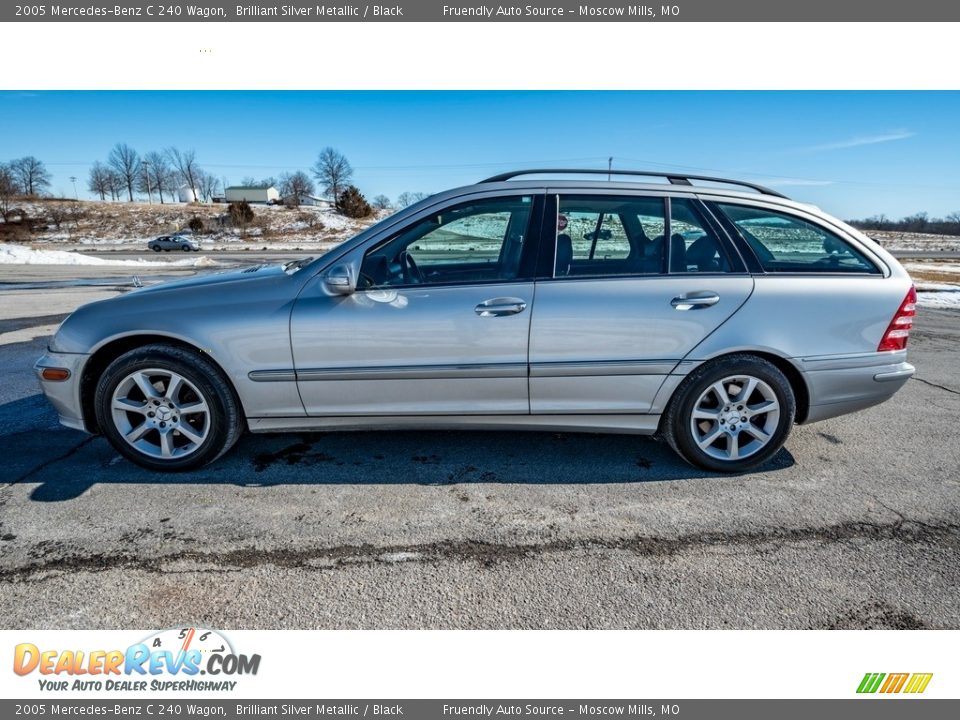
[36,170,917,472]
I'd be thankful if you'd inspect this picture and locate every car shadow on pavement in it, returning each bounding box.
[4,395,796,502]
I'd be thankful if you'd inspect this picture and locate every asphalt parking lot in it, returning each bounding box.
[1,264,958,630]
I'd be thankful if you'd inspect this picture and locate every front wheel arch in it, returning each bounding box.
[80,335,244,434]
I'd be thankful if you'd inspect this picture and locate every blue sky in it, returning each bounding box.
[1,91,958,219]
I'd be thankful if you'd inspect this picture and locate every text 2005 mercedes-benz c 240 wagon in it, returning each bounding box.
[36,170,917,472]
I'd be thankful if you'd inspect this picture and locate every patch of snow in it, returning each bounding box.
[915,281,960,292]
[905,262,960,275]
[916,289,960,309]
[0,244,218,267]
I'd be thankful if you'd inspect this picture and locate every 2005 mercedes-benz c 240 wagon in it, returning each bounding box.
[36,169,917,472]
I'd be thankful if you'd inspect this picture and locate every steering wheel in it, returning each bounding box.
[399,250,424,284]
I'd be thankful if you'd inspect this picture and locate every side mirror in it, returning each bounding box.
[323,264,356,295]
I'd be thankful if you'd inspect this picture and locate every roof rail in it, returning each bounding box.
[478,168,789,199]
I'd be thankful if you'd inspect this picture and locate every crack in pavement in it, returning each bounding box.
[3,515,958,583]
[912,376,960,396]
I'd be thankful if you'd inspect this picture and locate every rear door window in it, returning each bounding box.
[555,196,666,277]
[717,203,880,274]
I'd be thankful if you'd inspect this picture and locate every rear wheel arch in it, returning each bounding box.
[667,349,810,425]
[661,352,798,472]
[740,351,810,424]
[80,335,245,434]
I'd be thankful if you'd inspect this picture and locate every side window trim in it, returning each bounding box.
[673,197,748,275]
[701,200,765,274]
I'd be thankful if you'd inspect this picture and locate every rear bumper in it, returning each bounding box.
[799,351,914,424]
[34,350,91,432]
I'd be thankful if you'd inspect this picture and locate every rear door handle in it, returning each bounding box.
[671,292,720,310]
[475,297,528,317]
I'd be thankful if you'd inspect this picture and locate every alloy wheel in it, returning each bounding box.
[110,368,211,459]
[689,374,781,462]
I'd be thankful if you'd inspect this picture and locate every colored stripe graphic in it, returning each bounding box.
[857,673,885,693]
[904,673,934,694]
[880,673,909,693]
[857,672,932,694]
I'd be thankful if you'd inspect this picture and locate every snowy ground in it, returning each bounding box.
[863,229,960,253]
[906,261,960,309]
[0,244,219,268]
[2,199,383,252]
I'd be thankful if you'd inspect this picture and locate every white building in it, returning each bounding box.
[225,186,280,204]
[178,185,200,203]
[283,194,335,208]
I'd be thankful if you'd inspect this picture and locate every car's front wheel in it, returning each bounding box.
[662,354,795,472]
[94,344,244,471]
[149,245,160,252]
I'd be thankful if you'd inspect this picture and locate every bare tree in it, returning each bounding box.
[142,151,175,204]
[10,156,52,196]
[312,147,353,202]
[108,143,141,201]
[87,162,112,201]
[371,194,392,210]
[196,170,220,203]
[166,147,202,199]
[279,171,315,208]
[106,170,125,202]
[0,163,18,220]
[397,191,428,208]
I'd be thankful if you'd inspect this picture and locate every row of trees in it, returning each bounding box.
[2,147,430,220]
[87,144,215,204]
[849,211,960,237]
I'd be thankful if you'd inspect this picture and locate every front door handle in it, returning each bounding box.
[671,292,720,310]
[475,297,528,317]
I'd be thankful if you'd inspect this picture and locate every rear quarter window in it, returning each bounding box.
[716,203,880,274]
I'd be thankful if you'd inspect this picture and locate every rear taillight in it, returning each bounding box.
[878,286,917,352]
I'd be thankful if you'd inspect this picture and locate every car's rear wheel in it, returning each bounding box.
[662,354,795,472]
[182,245,191,251]
[94,344,244,471]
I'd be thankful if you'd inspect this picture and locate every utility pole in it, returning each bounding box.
[608,157,613,181]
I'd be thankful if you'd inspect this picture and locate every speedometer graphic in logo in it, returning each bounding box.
[140,627,234,659]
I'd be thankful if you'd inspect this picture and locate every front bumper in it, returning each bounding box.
[800,352,915,424]
[34,350,91,432]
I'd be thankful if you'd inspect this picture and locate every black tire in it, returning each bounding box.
[182,245,191,251]
[94,344,244,472]
[150,245,160,252]
[661,354,795,473]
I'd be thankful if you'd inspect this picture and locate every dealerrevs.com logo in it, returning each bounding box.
[857,673,933,694]
[13,627,261,693]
